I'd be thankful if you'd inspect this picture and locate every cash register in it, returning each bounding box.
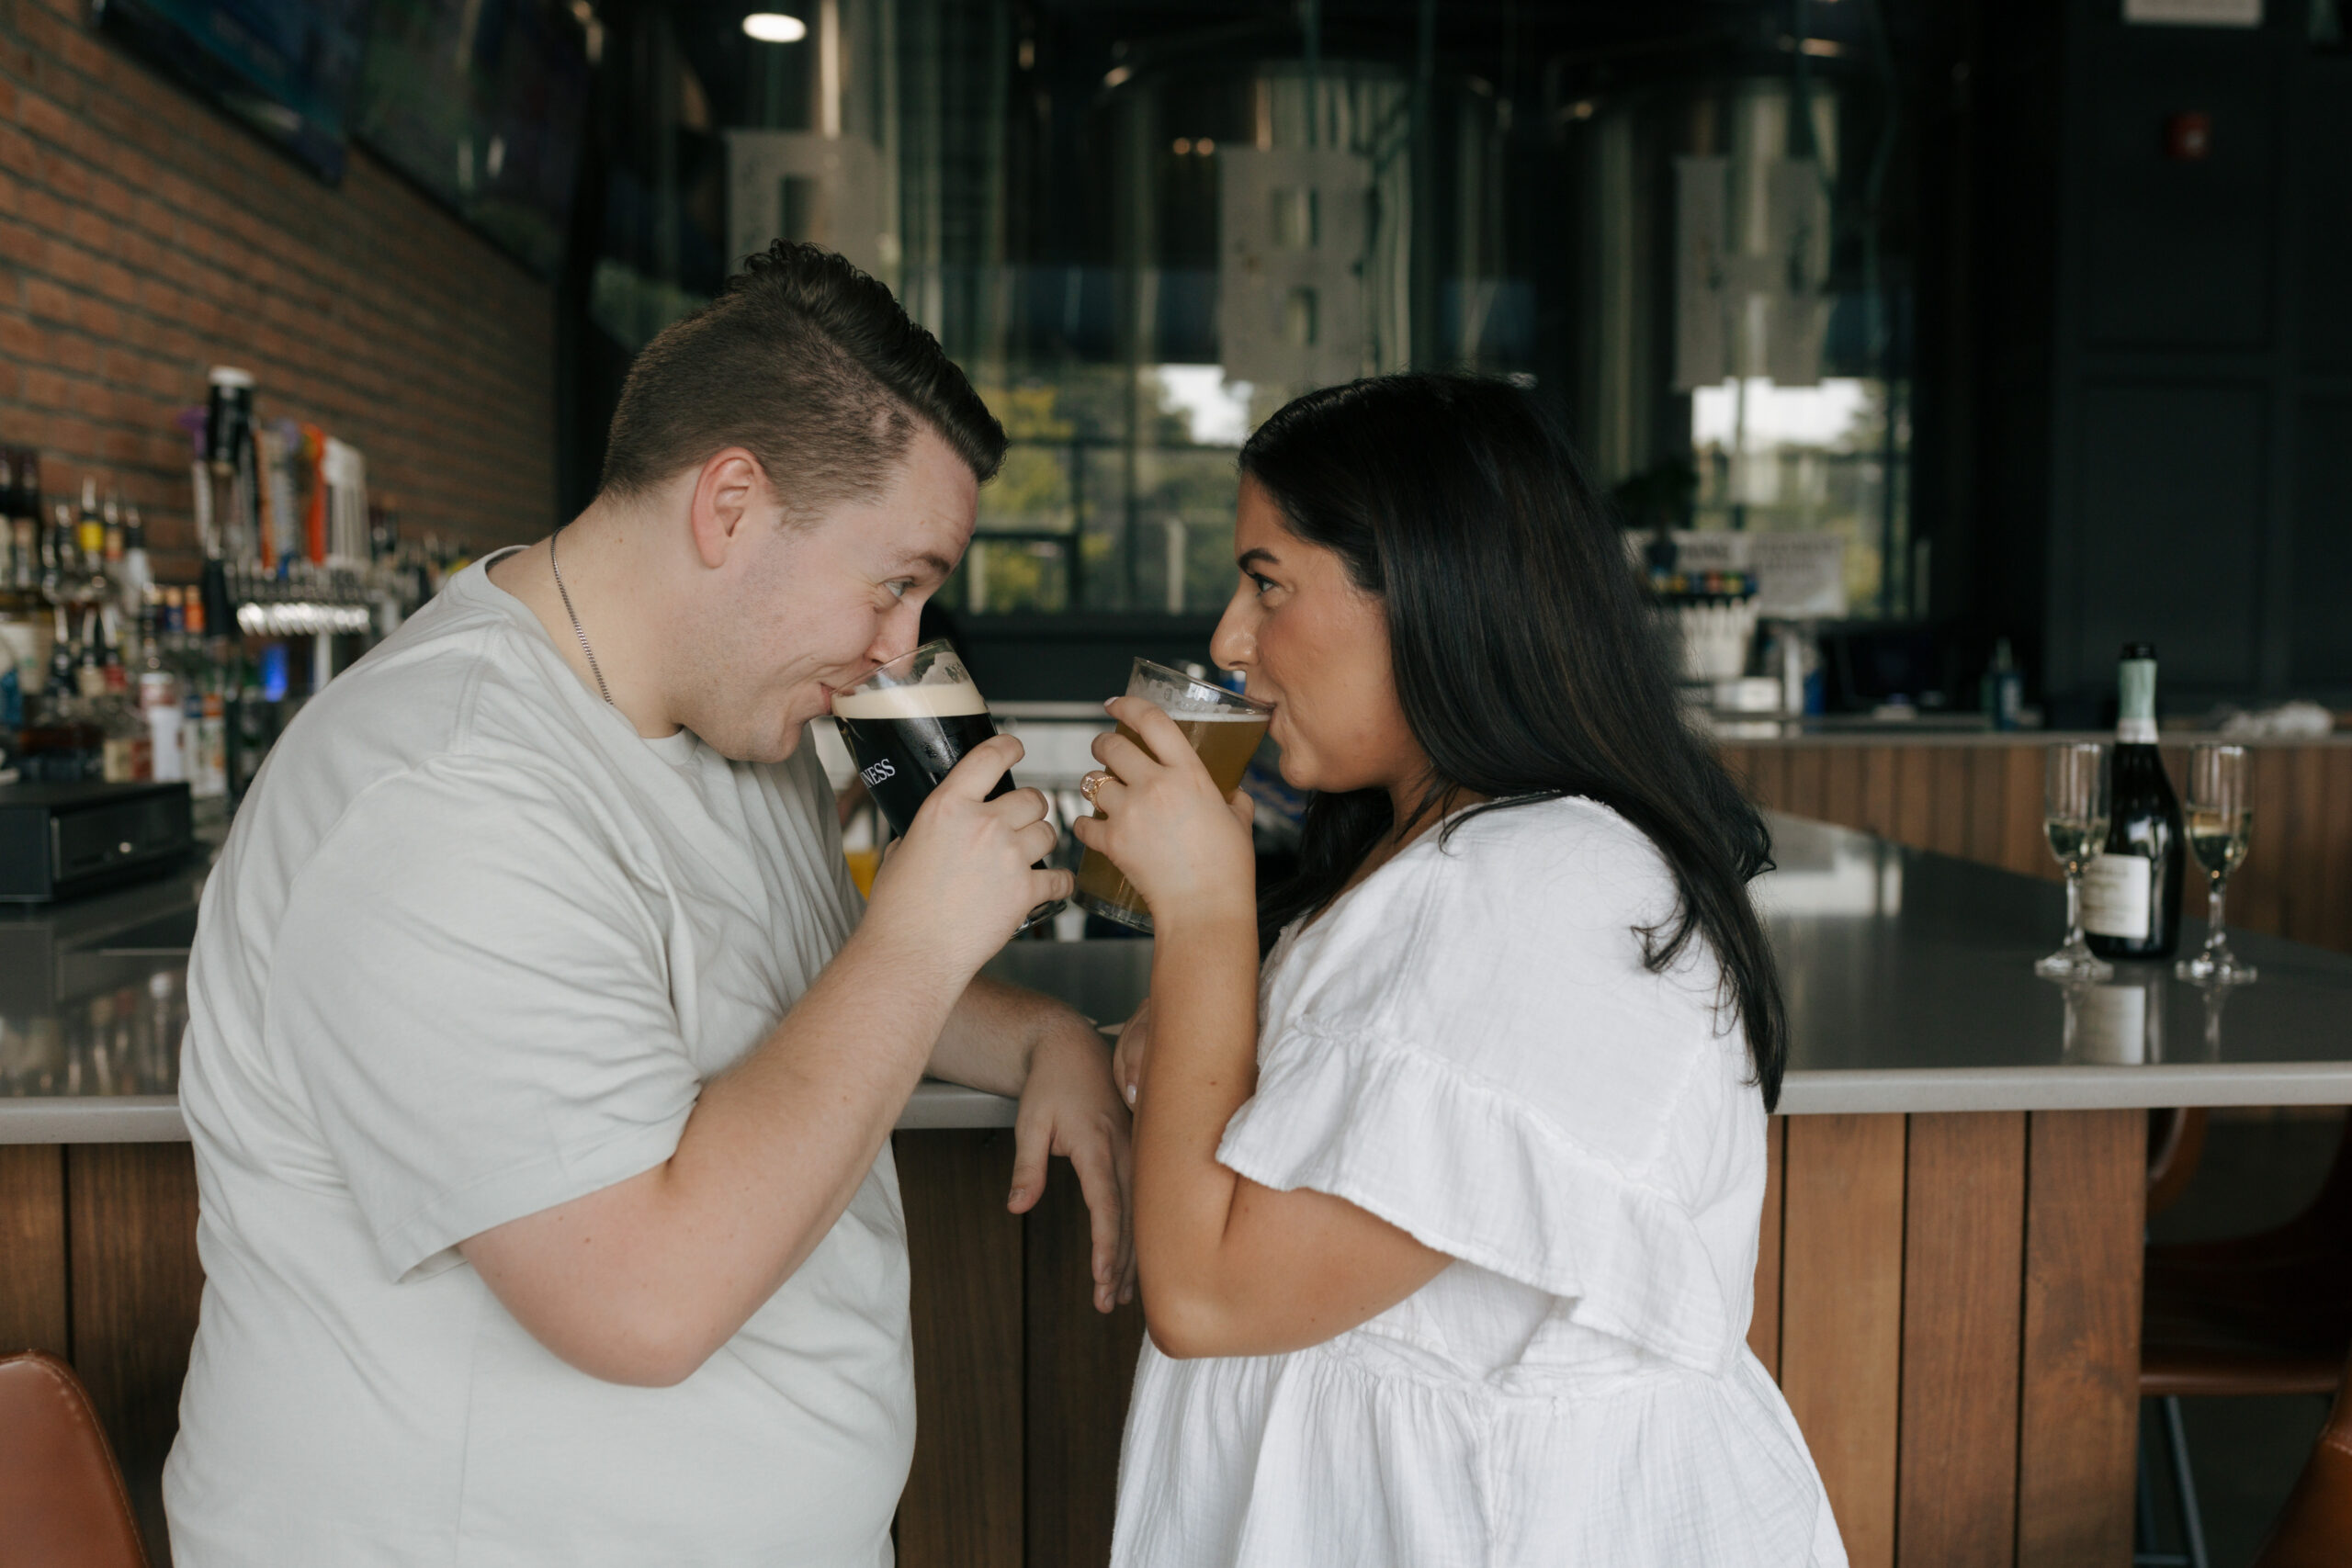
[0,780,195,902]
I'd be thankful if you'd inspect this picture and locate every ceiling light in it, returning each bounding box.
[743,13,808,43]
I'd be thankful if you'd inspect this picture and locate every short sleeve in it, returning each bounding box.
[1215,801,1749,1372]
[270,757,702,1281]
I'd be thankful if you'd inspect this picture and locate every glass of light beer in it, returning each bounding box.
[831,639,1062,931]
[1074,660,1272,933]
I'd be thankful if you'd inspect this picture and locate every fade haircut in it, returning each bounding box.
[597,241,1007,518]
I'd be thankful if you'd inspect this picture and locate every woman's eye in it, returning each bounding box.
[1251,574,1281,597]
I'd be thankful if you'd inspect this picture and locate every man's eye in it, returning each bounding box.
[887,579,915,600]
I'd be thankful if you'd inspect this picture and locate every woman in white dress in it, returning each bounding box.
[1070,373,1847,1567]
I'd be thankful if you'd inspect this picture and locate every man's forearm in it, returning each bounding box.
[461,917,968,1384]
[924,972,1081,1098]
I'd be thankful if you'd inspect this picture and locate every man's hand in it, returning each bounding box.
[1009,1012,1136,1311]
[925,976,1136,1314]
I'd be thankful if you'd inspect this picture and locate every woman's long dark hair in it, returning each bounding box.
[1243,373,1788,1111]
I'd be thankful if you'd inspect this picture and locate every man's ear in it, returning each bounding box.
[686,448,771,569]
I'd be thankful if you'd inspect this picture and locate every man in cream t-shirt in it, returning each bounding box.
[164,243,1131,1564]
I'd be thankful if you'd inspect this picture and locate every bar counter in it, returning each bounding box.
[7,817,2352,1566]
[10,816,2349,1135]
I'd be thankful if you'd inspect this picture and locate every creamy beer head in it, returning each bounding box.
[830,679,988,721]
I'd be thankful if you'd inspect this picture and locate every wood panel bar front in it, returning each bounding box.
[1747,1115,1786,1380]
[895,1130,1023,1568]
[1778,1113,1908,1568]
[1896,1112,2027,1568]
[0,1104,2162,1567]
[66,1141,203,1555]
[2016,1110,2144,1568]
[0,1143,69,1358]
[1023,1158,1146,1568]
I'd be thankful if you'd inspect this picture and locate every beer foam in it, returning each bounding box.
[831,680,989,720]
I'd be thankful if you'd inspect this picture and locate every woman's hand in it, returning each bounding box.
[1069,697,1258,931]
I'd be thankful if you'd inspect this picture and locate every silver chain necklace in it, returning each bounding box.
[548,525,615,707]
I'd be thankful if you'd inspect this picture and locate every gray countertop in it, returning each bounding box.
[3,815,2347,1141]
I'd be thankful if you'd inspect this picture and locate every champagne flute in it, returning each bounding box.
[2037,741,2114,982]
[2176,743,2256,985]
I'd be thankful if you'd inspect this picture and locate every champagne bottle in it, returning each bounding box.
[2082,643,2185,959]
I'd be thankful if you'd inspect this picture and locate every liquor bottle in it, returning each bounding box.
[44,603,76,707]
[75,607,106,703]
[2082,643,2186,959]
[45,501,74,603]
[75,489,110,606]
[119,504,153,628]
[0,449,14,601]
[9,450,37,596]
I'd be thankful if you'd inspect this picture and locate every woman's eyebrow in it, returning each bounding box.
[1237,547,1282,570]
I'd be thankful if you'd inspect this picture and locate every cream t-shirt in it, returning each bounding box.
[165,554,910,1566]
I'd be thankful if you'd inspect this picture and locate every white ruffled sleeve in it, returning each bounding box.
[1214,800,1758,1373]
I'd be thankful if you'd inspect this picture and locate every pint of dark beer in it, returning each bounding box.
[831,639,1062,929]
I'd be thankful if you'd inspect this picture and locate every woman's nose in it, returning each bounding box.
[1210,602,1253,672]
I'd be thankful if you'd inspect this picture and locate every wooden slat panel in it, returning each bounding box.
[1024,1159,1145,1568]
[1893,747,1939,852]
[1783,746,1828,822]
[1966,749,2010,866]
[1824,746,1867,833]
[2320,748,2352,956]
[1898,1113,2028,1568]
[67,1142,203,1559]
[2003,744,2055,880]
[2239,745,2292,942]
[1780,1114,1907,1568]
[895,1131,1023,1568]
[1927,750,1973,858]
[1748,1115,1786,1379]
[2017,1110,2143,1568]
[2279,745,2327,948]
[1749,747,1791,813]
[0,1144,69,1357]
[1861,747,1900,839]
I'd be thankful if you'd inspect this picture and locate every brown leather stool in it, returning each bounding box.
[0,1350,150,1568]
[2252,1339,2352,1568]
[2137,1109,2352,1568]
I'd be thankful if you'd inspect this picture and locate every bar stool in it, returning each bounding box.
[2251,1337,2352,1568]
[0,1349,151,1568]
[2136,1108,2352,1568]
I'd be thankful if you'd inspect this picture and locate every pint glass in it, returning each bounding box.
[1074,660,1272,933]
[831,639,1062,931]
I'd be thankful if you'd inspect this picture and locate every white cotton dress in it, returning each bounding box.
[1111,796,1847,1568]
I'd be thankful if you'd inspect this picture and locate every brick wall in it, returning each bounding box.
[0,0,559,582]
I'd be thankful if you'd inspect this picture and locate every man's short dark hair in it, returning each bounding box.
[597,242,1007,516]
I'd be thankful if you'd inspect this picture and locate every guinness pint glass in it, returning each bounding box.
[1074,660,1272,933]
[831,639,1062,931]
